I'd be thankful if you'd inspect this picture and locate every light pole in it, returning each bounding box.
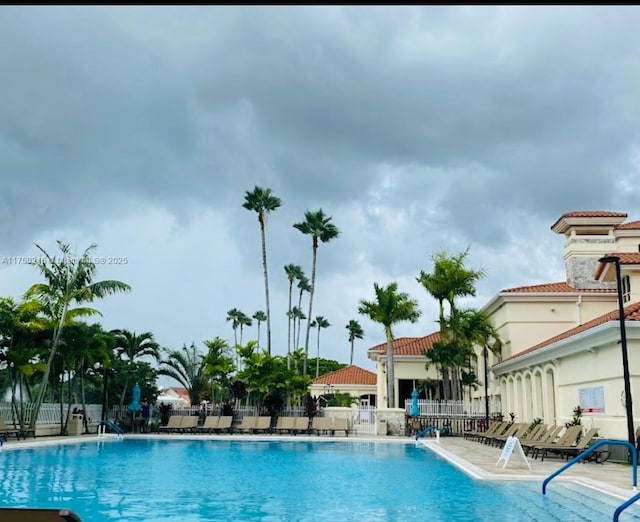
[483,346,490,430]
[599,255,635,447]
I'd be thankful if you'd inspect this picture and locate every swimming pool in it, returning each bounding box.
[0,439,638,521]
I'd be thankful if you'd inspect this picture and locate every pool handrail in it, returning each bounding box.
[415,425,439,440]
[99,420,124,436]
[542,439,637,495]
[614,490,640,521]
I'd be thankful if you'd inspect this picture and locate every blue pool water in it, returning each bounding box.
[0,439,639,521]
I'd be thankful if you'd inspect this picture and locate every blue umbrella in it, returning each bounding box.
[128,383,142,412]
[410,388,420,417]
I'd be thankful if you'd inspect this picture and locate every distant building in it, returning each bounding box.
[310,365,377,406]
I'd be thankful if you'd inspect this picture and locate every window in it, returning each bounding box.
[622,275,631,303]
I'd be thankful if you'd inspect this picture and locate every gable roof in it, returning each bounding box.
[616,220,640,230]
[368,332,440,357]
[499,301,640,364]
[500,281,614,294]
[312,365,376,385]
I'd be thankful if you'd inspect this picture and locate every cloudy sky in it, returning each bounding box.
[2,6,640,382]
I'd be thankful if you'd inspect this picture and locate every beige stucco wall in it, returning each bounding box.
[373,357,439,408]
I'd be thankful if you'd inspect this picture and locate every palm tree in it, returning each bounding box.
[112,329,160,407]
[226,308,242,364]
[417,249,485,400]
[237,311,252,346]
[24,241,131,430]
[358,282,421,408]
[295,274,311,350]
[252,311,267,348]
[345,319,364,366]
[243,186,282,355]
[158,343,207,406]
[284,264,303,362]
[310,316,331,378]
[293,210,340,375]
[289,306,306,352]
[202,337,235,404]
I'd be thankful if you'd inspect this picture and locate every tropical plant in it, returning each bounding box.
[284,264,303,362]
[288,306,306,353]
[252,310,267,348]
[358,282,421,408]
[157,343,207,406]
[310,315,331,378]
[417,248,485,400]
[243,186,282,354]
[565,405,583,428]
[345,319,364,366]
[294,275,311,349]
[293,209,340,375]
[237,311,252,346]
[112,329,160,407]
[24,241,131,430]
[202,336,235,404]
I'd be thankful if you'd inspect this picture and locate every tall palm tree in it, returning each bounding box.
[112,329,160,407]
[295,274,311,350]
[243,186,282,355]
[310,316,331,378]
[237,311,252,346]
[358,282,421,408]
[345,319,364,366]
[284,264,303,362]
[289,306,306,352]
[226,308,242,364]
[24,241,131,429]
[293,210,340,375]
[252,310,267,348]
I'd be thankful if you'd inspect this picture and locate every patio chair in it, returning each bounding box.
[541,427,600,461]
[490,423,530,448]
[212,416,233,434]
[0,508,82,521]
[178,416,199,433]
[476,422,509,444]
[521,425,564,456]
[274,416,296,434]
[158,415,183,433]
[196,416,219,434]
[463,420,499,441]
[235,416,258,434]
[529,425,584,460]
[484,423,524,446]
[253,416,272,434]
[292,416,309,435]
[332,417,349,437]
[310,416,332,436]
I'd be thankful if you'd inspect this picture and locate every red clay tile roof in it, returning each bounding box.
[594,253,640,280]
[368,332,441,356]
[312,365,377,385]
[500,282,615,294]
[616,220,640,230]
[500,301,640,364]
[550,211,628,232]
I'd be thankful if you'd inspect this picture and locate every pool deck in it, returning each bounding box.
[4,432,639,504]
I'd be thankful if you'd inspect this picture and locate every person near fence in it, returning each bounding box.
[140,398,152,433]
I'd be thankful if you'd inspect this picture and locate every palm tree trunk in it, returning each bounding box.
[303,240,318,375]
[296,291,304,349]
[316,327,321,378]
[385,327,395,408]
[287,283,293,368]
[29,303,68,430]
[259,217,272,355]
[350,339,354,366]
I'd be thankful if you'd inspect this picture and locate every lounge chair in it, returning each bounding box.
[235,416,258,434]
[178,416,199,433]
[254,416,272,434]
[293,416,309,435]
[529,425,584,460]
[463,420,500,441]
[476,422,509,444]
[213,416,233,434]
[332,417,349,437]
[521,425,564,456]
[0,508,82,521]
[541,427,600,461]
[274,416,296,434]
[310,416,332,436]
[197,416,219,434]
[158,415,183,433]
[484,423,523,446]
[490,423,530,447]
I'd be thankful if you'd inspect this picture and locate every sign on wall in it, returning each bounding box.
[578,386,605,413]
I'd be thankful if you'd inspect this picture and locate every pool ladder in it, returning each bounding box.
[542,439,638,521]
[415,425,440,443]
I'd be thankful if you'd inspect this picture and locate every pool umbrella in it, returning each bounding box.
[410,388,420,417]
[128,383,142,412]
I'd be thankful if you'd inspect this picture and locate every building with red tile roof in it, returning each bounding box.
[368,210,640,440]
[309,365,378,405]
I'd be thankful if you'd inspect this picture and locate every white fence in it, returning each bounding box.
[0,402,104,426]
[403,399,501,417]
